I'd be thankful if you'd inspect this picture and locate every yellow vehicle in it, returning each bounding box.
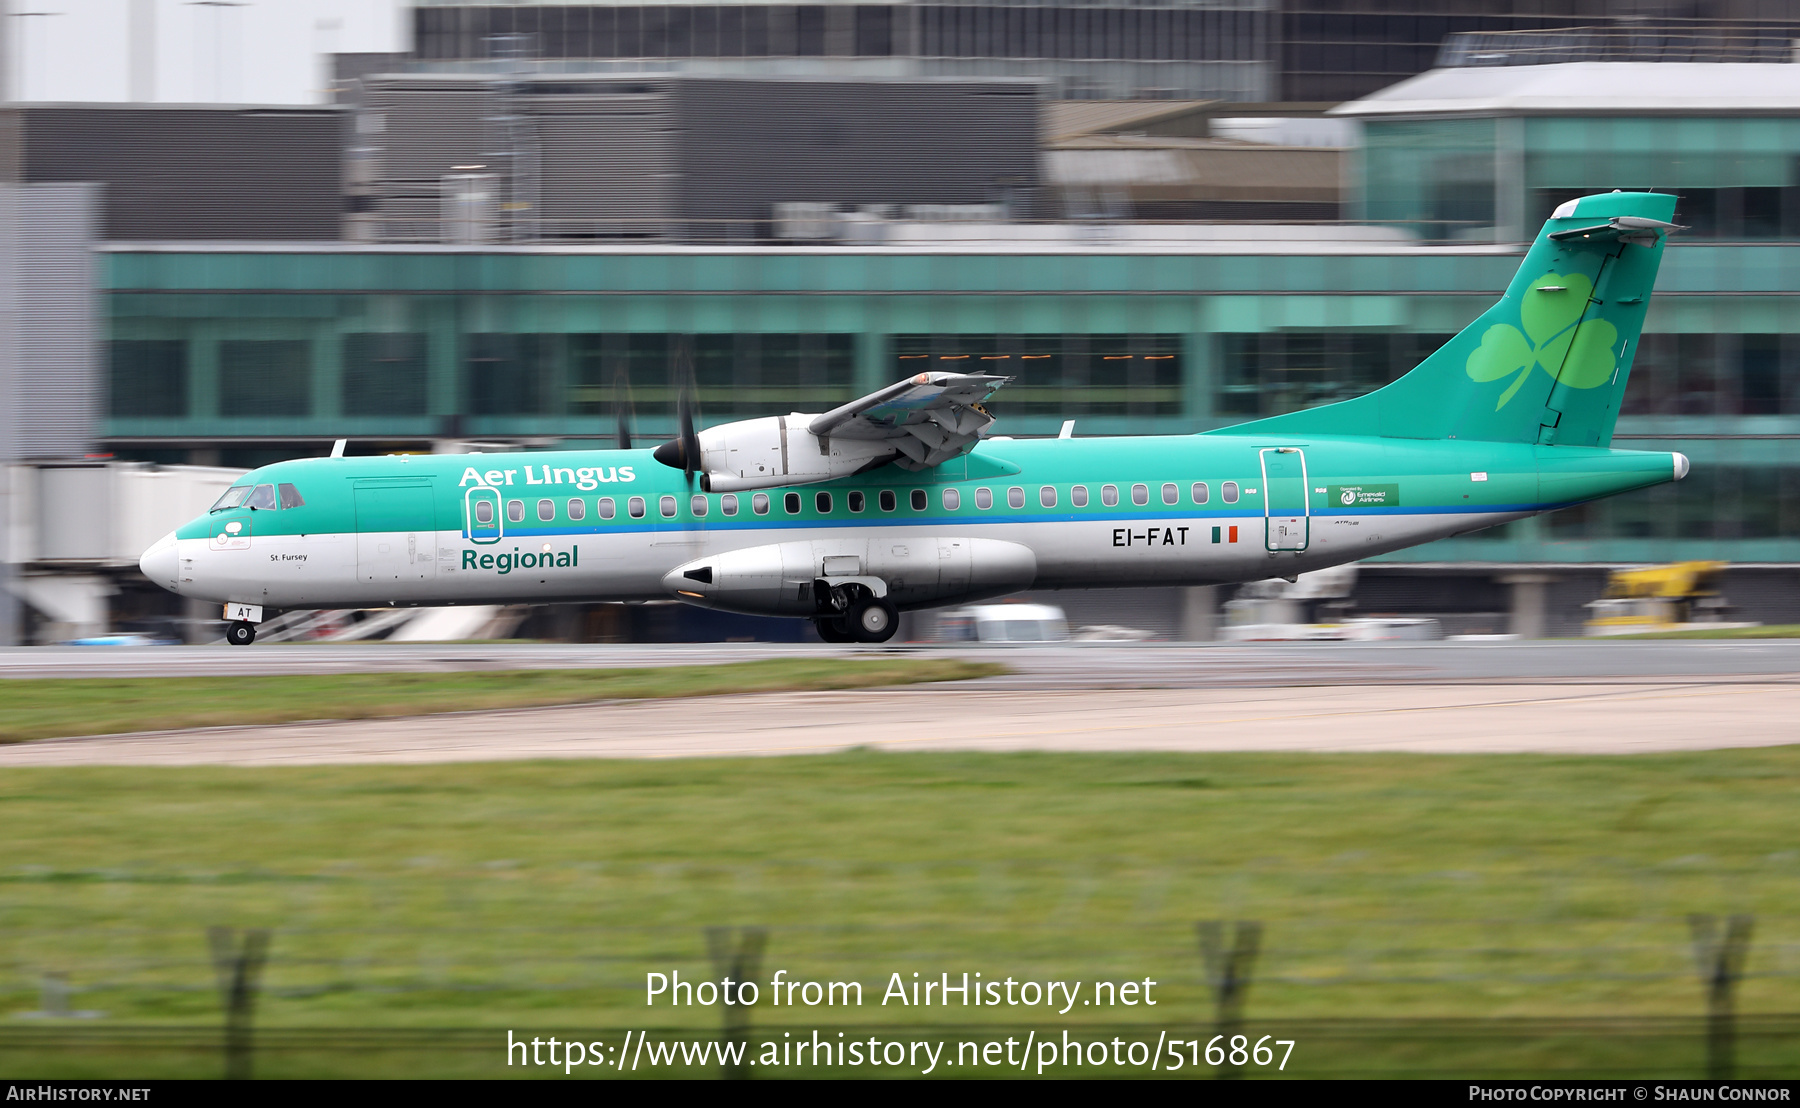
[1583,561,1750,636]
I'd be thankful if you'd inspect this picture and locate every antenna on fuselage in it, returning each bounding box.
[329,439,347,458]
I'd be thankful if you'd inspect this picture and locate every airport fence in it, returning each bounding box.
[2,911,1794,1079]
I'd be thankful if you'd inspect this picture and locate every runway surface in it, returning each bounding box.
[8,639,1800,686]
[1,640,1797,764]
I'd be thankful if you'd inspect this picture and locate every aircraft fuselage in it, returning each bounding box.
[140,432,1683,618]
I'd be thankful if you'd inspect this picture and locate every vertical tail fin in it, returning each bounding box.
[1213,191,1680,446]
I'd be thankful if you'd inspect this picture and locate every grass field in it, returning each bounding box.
[4,747,1800,1077]
[0,658,1002,743]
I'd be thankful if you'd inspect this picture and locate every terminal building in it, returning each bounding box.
[6,23,1800,641]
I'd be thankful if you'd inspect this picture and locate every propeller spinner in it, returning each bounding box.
[652,392,704,485]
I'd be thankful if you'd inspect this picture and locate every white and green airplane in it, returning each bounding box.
[140,191,1689,646]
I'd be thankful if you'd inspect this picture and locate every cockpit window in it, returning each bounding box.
[246,484,278,511]
[279,483,305,509]
[210,486,253,512]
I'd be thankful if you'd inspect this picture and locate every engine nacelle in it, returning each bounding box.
[697,416,897,493]
[663,536,1037,617]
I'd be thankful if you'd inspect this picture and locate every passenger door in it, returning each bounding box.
[1259,447,1310,552]
[464,486,502,544]
[355,480,437,585]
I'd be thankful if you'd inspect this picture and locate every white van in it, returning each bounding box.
[936,604,1070,643]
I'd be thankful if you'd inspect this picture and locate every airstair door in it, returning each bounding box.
[1260,447,1310,552]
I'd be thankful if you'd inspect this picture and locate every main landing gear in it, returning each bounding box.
[814,596,899,644]
[225,620,257,647]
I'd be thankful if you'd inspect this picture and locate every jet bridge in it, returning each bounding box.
[2,462,244,642]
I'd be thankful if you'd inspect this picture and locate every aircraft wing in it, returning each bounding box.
[807,372,1011,469]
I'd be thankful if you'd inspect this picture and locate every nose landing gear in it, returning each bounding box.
[225,620,257,647]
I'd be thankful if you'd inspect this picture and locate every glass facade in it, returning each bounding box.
[405,1,1275,100]
[894,333,1181,416]
[1363,116,1800,242]
[1218,331,1452,418]
[1524,117,1800,238]
[1361,118,1498,240]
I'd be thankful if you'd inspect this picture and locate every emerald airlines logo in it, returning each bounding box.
[1465,272,1619,410]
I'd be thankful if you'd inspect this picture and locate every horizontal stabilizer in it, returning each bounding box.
[1549,215,1685,247]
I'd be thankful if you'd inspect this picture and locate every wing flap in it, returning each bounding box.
[808,372,1011,469]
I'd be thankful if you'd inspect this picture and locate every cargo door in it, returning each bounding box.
[1259,447,1310,552]
[356,480,437,584]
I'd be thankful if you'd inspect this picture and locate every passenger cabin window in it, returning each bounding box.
[1007,486,1025,509]
[246,484,278,511]
[1192,482,1209,504]
[1223,481,1240,504]
[538,499,555,522]
[879,490,897,512]
[660,495,677,518]
[1072,485,1088,507]
[848,491,865,513]
[1162,483,1179,506]
[784,492,802,514]
[628,496,646,519]
[722,494,738,516]
[568,498,585,521]
[474,500,495,525]
[943,488,961,510]
[278,483,305,509]
[753,492,770,515]
[910,489,928,511]
[508,500,525,523]
[1131,484,1149,506]
[1040,486,1057,508]
[975,487,992,509]
[816,491,832,513]
[691,494,708,517]
[1102,484,1119,507]
[210,486,253,512]
[598,497,616,520]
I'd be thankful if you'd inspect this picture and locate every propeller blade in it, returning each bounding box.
[675,337,702,486]
[653,337,707,486]
[678,391,700,483]
[613,367,634,451]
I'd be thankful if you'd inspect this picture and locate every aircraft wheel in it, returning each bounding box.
[847,597,899,644]
[225,620,257,647]
[814,617,855,643]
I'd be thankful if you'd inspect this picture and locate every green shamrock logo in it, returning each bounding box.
[1465,272,1619,410]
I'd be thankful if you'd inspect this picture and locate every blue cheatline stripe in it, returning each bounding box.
[448,506,1530,541]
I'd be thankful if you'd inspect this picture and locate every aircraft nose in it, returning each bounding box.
[139,531,181,594]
